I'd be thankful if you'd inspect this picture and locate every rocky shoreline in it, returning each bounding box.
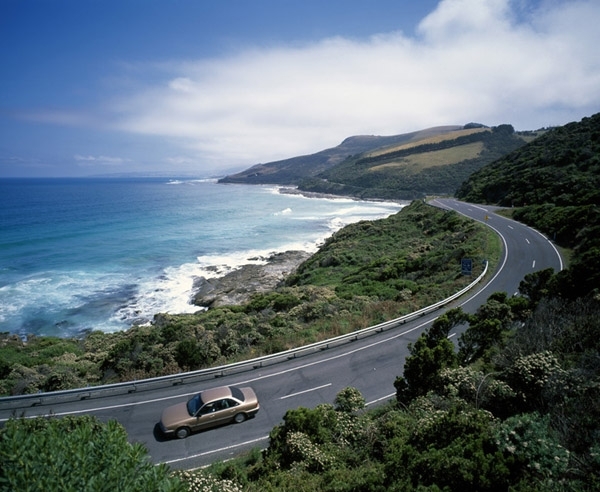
[190,187,403,310]
[192,250,312,308]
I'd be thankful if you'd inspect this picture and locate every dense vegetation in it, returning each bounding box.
[456,114,600,208]
[0,200,498,395]
[0,415,185,491]
[196,288,599,491]
[298,124,531,200]
[221,124,536,200]
[3,113,599,490]
[457,112,600,299]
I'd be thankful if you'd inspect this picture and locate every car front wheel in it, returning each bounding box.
[233,413,247,424]
[176,427,190,439]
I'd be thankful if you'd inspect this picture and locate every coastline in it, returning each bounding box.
[276,186,358,201]
[276,185,406,204]
[192,250,311,308]
[1,179,404,338]
[188,186,407,311]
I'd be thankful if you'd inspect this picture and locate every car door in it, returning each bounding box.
[212,398,240,426]
[193,401,220,430]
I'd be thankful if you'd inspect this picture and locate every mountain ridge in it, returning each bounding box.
[219,125,465,185]
[220,122,532,199]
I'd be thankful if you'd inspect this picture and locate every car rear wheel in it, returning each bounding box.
[175,427,190,439]
[233,413,247,424]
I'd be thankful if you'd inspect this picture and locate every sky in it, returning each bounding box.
[1,0,599,178]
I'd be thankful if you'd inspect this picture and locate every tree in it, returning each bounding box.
[518,268,555,306]
[458,294,513,364]
[395,313,460,404]
[334,386,366,413]
[383,398,511,491]
[495,412,570,488]
[0,416,184,491]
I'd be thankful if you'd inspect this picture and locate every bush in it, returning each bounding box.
[334,387,366,413]
[0,416,185,491]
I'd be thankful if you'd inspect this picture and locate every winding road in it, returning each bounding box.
[0,199,563,469]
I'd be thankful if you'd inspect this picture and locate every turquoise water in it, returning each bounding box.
[0,178,403,338]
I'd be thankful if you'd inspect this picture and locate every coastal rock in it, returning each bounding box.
[192,250,311,308]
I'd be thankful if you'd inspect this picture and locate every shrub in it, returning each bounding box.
[0,416,185,491]
[334,386,366,413]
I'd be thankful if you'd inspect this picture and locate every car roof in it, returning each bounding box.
[200,386,233,403]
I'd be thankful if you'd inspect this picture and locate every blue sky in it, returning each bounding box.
[1,0,599,177]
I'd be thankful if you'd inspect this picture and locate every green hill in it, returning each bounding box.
[300,123,529,199]
[220,124,534,199]
[457,112,600,299]
[456,113,600,207]
[219,125,465,185]
[4,115,600,491]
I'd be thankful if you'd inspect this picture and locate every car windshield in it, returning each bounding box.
[186,394,203,416]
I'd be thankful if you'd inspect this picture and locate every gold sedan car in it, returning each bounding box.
[159,385,260,439]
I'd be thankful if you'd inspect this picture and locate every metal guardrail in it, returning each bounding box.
[0,262,488,411]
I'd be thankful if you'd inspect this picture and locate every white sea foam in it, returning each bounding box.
[0,178,406,337]
[167,177,219,185]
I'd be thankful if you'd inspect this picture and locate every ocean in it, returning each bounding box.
[0,177,403,338]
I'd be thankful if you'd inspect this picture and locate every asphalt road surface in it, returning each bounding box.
[0,199,563,469]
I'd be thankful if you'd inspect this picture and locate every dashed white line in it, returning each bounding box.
[280,383,332,400]
[163,436,270,465]
[365,393,396,406]
[164,391,398,466]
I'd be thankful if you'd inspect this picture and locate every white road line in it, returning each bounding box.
[280,383,332,400]
[5,198,511,421]
[164,390,398,466]
[365,393,396,406]
[0,399,156,421]
[0,318,437,422]
[524,223,564,271]
[532,260,536,268]
[525,238,530,244]
[163,436,270,465]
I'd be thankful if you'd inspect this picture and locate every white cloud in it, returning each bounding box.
[103,0,600,168]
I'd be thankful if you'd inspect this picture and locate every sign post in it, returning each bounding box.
[461,258,473,276]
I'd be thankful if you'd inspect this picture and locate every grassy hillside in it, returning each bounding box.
[0,201,499,395]
[365,127,488,157]
[298,124,530,200]
[456,113,600,207]
[219,124,535,199]
[4,115,600,490]
[456,112,600,298]
[219,126,464,185]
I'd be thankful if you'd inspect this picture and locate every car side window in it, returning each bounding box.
[224,398,239,408]
[199,402,217,415]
